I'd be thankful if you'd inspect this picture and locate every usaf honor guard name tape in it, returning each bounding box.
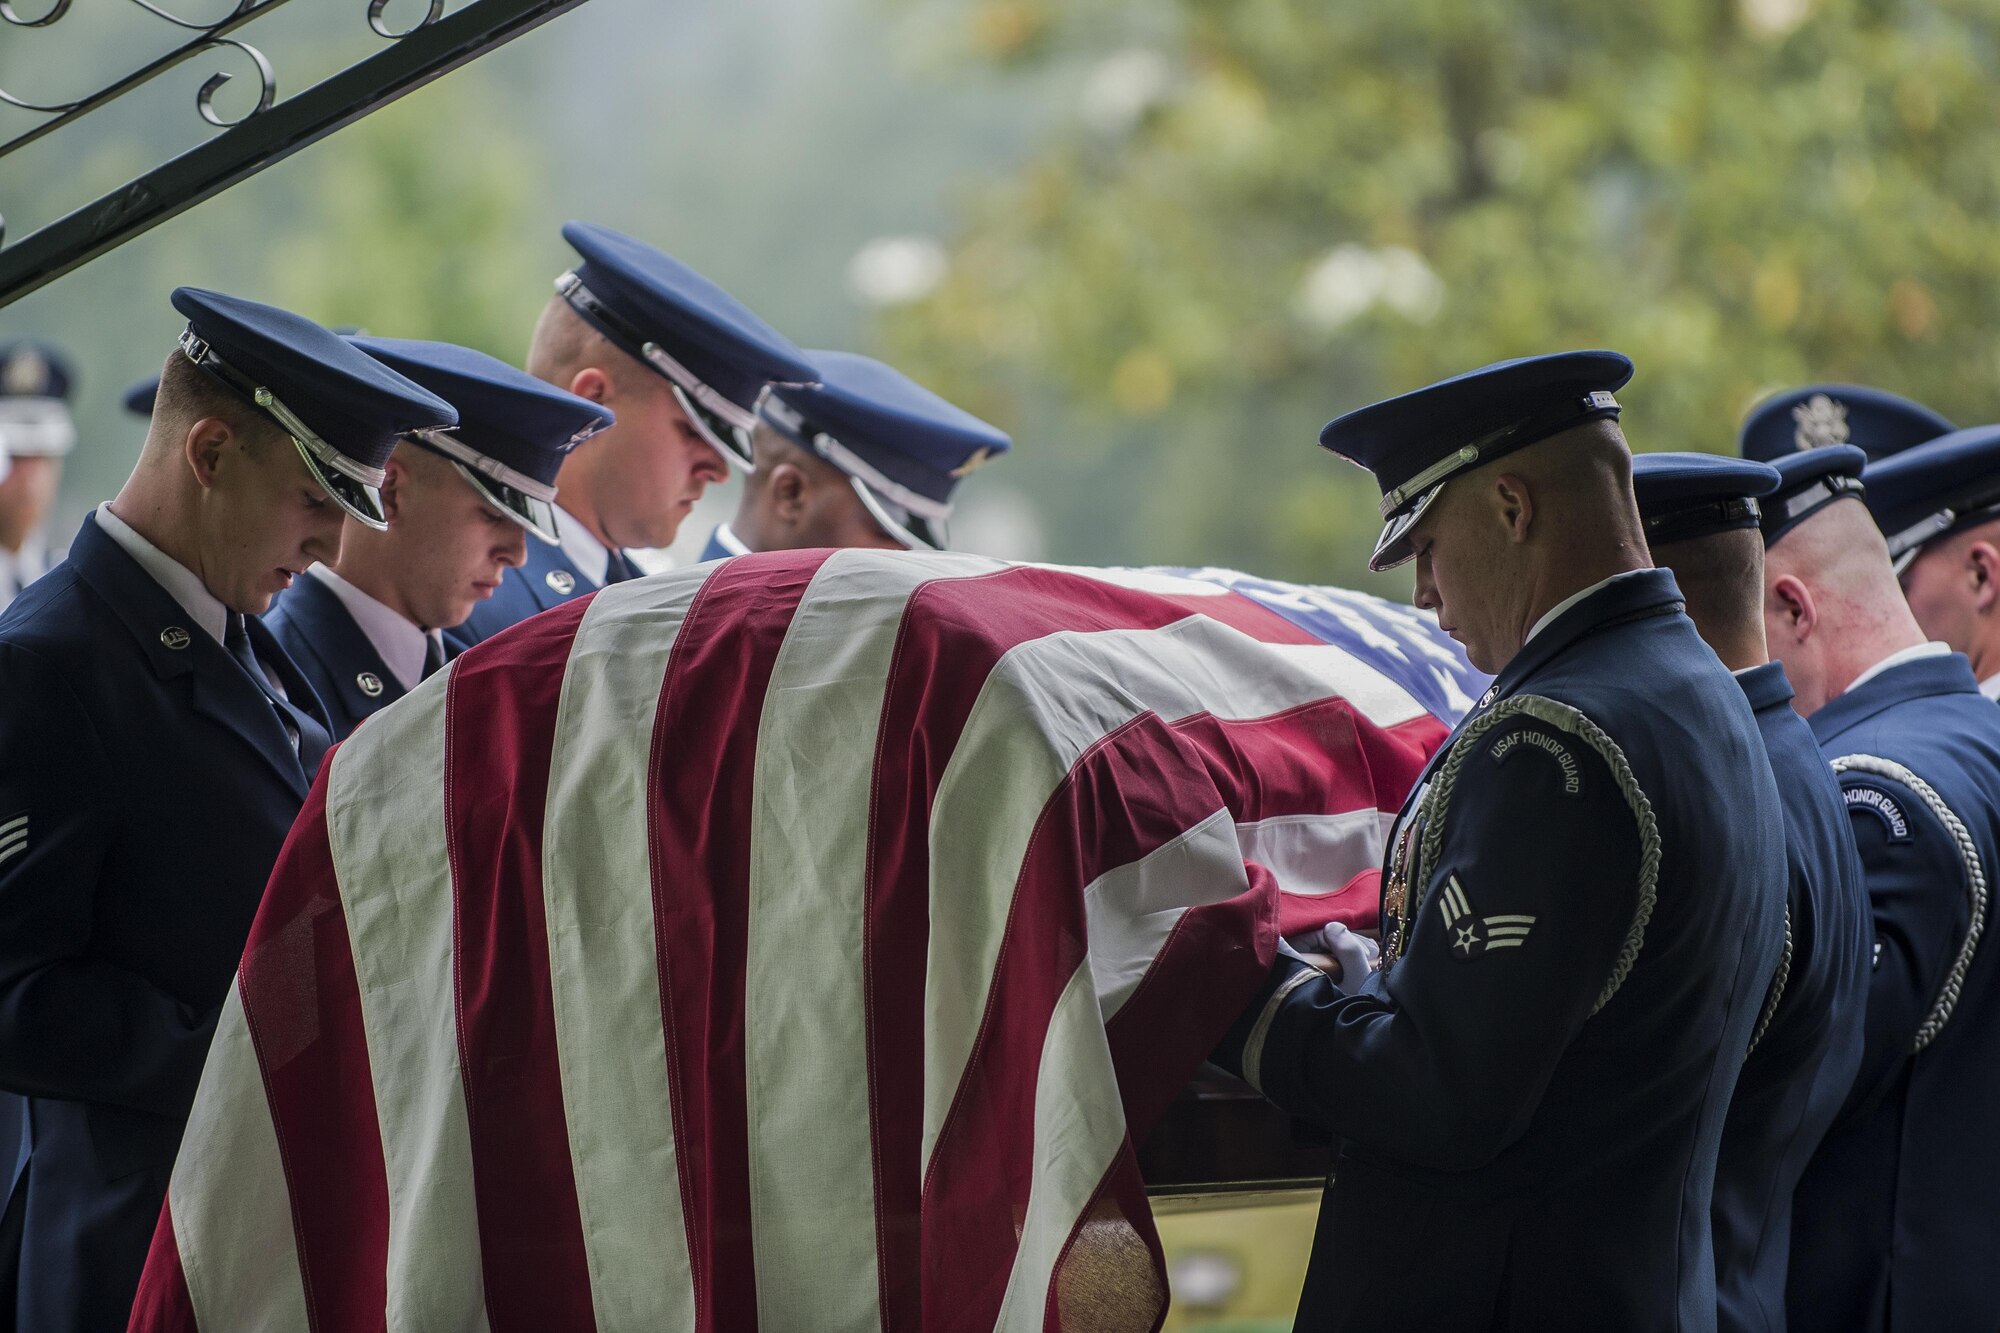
[1832,754,1988,1051]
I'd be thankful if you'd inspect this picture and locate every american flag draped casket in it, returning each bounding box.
[129,551,1477,1333]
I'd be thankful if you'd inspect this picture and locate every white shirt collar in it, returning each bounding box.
[712,522,752,556]
[1524,568,1652,646]
[1979,672,2000,703]
[93,502,228,645]
[306,565,436,692]
[555,504,611,589]
[1845,640,1952,695]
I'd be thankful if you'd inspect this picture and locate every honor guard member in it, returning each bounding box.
[701,350,1010,559]
[266,338,611,739]
[1739,384,1952,464]
[1631,453,1870,1333]
[1212,353,1786,1333]
[448,222,815,648]
[0,288,454,1330]
[1860,425,2000,702]
[0,341,79,609]
[1757,444,2000,1331]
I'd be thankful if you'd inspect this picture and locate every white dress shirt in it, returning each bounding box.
[555,504,612,589]
[94,502,228,645]
[306,565,439,692]
[1524,568,1654,646]
[1844,640,1952,696]
[1979,673,2000,703]
[710,522,752,557]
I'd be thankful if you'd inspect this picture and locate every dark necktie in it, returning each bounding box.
[422,633,446,681]
[224,613,331,762]
[602,549,637,585]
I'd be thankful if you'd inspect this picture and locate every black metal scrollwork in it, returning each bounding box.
[0,0,448,161]
[0,0,587,306]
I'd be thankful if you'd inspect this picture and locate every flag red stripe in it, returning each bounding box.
[445,599,599,1329]
[236,774,388,1333]
[864,568,1243,1330]
[125,1196,199,1333]
[921,700,1427,1328]
[865,570,1427,1330]
[647,552,832,1332]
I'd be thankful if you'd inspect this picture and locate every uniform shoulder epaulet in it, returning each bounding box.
[1832,753,1987,1050]
[1418,693,1660,1015]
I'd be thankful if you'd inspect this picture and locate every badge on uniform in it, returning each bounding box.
[546,569,576,595]
[1844,783,1912,842]
[0,812,24,867]
[356,672,384,698]
[1437,875,1536,961]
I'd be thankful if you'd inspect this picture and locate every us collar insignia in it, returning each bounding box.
[356,671,384,698]
[546,569,577,595]
[159,626,191,651]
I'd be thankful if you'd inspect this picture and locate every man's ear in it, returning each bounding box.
[183,416,234,491]
[568,366,612,406]
[1769,573,1816,643]
[378,456,408,524]
[1969,540,2000,613]
[1492,473,1536,545]
[768,462,809,526]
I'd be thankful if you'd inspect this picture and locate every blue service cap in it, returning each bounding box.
[555,222,816,472]
[1860,425,2000,575]
[1631,453,1780,547]
[169,289,456,531]
[348,337,613,545]
[122,377,159,418]
[0,339,77,458]
[1319,350,1633,571]
[1760,443,1867,549]
[1739,385,1952,464]
[757,350,1011,550]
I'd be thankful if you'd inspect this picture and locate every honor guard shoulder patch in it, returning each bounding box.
[1437,874,1536,961]
[1844,784,1911,842]
[0,813,24,867]
[1487,724,1583,795]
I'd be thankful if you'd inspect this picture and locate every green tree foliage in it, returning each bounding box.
[882,0,2000,590]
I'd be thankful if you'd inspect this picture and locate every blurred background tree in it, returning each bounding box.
[881,0,2000,595]
[3,0,1997,600]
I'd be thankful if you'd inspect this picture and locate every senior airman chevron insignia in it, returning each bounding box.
[0,813,25,867]
[1438,873,1536,960]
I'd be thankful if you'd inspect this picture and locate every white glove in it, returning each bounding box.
[1284,920,1379,987]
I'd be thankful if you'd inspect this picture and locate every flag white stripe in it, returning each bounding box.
[1087,809,1242,1023]
[1235,809,1390,898]
[326,684,490,1333]
[744,550,1005,1331]
[926,613,1412,1163]
[167,981,310,1332]
[541,576,711,1328]
[992,961,1135,1331]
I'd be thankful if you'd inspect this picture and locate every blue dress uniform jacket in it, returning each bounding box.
[1787,652,2000,1333]
[0,515,330,1331]
[1215,569,1787,1333]
[262,574,405,742]
[1712,662,1870,1333]
[444,535,593,653]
